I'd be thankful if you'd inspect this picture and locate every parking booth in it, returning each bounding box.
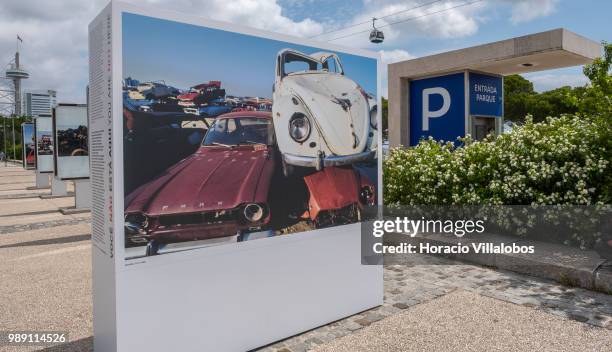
[407,70,504,145]
[388,28,601,147]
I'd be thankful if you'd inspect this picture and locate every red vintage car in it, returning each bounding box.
[303,166,376,228]
[124,111,276,250]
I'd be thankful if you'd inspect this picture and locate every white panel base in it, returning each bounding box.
[74,179,92,209]
[51,177,68,196]
[35,172,50,188]
[116,224,382,352]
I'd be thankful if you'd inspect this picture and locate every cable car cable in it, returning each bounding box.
[310,0,446,39]
[326,0,484,42]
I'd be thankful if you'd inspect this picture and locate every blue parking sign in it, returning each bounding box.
[409,72,465,146]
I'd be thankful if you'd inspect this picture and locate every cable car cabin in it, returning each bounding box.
[369,29,384,44]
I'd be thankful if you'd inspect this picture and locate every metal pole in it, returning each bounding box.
[12,116,16,161]
[3,116,6,166]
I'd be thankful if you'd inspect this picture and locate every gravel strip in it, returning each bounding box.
[313,290,612,352]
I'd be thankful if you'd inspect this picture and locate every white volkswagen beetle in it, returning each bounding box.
[273,49,377,175]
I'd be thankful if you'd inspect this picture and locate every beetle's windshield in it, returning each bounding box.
[282,53,321,76]
[322,56,342,74]
[202,117,273,147]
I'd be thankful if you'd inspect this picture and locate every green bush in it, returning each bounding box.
[384,114,611,206]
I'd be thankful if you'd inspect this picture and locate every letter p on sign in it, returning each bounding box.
[422,87,450,131]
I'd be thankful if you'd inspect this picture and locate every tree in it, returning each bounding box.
[503,41,612,123]
[503,75,535,122]
[572,41,612,116]
[0,115,31,160]
[504,74,534,95]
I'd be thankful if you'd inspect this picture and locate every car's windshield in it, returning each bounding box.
[322,56,342,74]
[202,117,273,147]
[282,53,322,76]
[282,52,343,77]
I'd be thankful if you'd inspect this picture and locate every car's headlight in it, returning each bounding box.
[243,203,267,223]
[125,213,148,234]
[359,185,375,205]
[289,112,311,143]
[370,105,378,130]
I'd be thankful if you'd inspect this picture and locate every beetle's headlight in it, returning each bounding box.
[370,105,378,130]
[244,203,266,223]
[289,112,311,143]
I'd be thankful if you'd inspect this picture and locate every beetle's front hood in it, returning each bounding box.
[125,147,273,216]
[284,73,369,155]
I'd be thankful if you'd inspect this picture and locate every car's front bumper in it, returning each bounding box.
[283,150,375,169]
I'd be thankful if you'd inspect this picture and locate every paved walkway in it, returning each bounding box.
[259,255,612,352]
[0,164,611,352]
[313,290,612,352]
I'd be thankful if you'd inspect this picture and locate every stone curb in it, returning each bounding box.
[59,207,91,215]
[39,192,75,199]
[26,185,50,190]
[0,192,48,199]
[385,232,611,294]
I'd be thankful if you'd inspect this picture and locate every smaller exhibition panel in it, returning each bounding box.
[53,104,89,180]
[21,123,36,169]
[34,115,54,173]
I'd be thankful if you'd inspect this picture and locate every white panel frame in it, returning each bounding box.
[21,123,36,170]
[34,116,54,173]
[53,104,90,180]
[91,2,383,351]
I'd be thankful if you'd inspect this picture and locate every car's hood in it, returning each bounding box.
[125,146,273,216]
[284,73,370,155]
[177,92,198,101]
[303,166,360,219]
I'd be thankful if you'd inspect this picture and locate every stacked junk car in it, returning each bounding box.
[123,49,377,256]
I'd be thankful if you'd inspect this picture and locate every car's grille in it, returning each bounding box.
[157,209,239,227]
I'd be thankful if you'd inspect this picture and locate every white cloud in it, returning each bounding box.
[0,0,564,110]
[325,0,485,47]
[158,0,323,37]
[380,49,415,63]
[522,73,588,92]
[379,49,415,97]
[0,0,324,108]
[505,0,559,24]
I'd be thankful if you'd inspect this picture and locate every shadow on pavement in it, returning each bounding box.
[0,209,60,218]
[39,337,93,352]
[0,234,91,249]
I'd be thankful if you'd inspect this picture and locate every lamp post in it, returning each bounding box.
[3,116,6,166]
[12,115,16,161]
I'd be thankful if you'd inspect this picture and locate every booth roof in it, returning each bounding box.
[389,28,601,79]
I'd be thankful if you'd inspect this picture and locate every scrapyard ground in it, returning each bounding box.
[0,164,611,352]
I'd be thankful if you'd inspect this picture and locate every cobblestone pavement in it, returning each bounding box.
[0,217,91,234]
[257,254,612,352]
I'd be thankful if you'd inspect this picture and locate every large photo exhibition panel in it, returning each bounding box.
[88,4,382,351]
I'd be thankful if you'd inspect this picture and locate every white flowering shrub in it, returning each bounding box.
[384,115,611,207]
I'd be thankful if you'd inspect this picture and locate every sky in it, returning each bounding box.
[122,13,377,98]
[0,0,610,106]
